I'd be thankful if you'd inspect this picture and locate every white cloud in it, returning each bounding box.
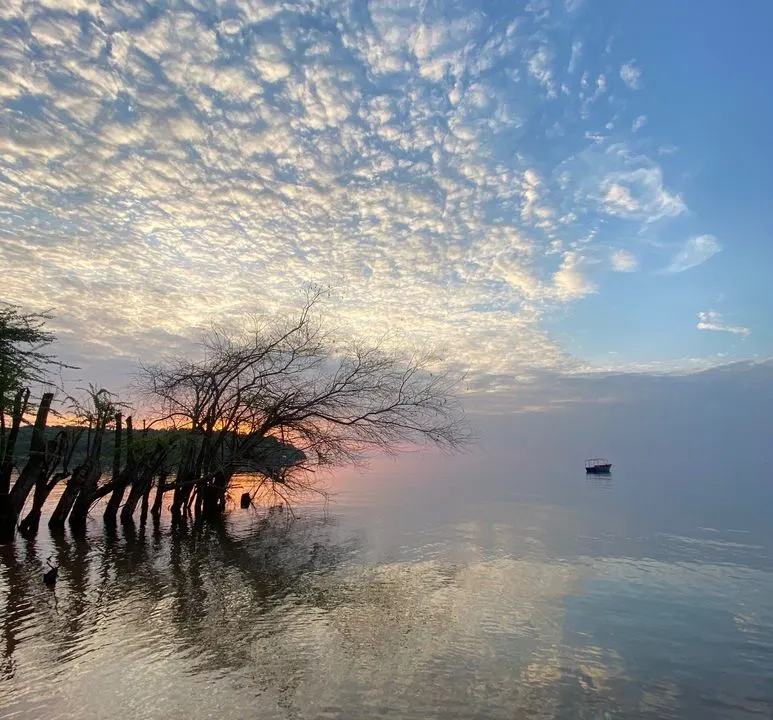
[520,169,553,224]
[604,183,638,212]
[665,235,722,273]
[552,251,596,300]
[697,311,750,337]
[0,0,722,390]
[632,115,647,132]
[610,250,637,272]
[527,47,556,98]
[600,167,685,222]
[620,62,641,89]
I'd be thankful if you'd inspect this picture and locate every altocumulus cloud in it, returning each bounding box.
[0,0,710,388]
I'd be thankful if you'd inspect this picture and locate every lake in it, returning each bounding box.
[2,413,773,719]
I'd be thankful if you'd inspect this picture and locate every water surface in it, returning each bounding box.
[2,439,773,719]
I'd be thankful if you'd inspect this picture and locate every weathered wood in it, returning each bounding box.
[120,465,153,524]
[17,434,67,538]
[111,412,122,481]
[0,388,30,494]
[120,443,166,524]
[48,462,90,533]
[171,443,196,518]
[150,471,167,521]
[103,417,133,525]
[139,477,152,525]
[8,393,54,518]
[0,494,13,543]
[69,413,110,530]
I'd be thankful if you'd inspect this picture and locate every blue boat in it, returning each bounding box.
[585,458,612,474]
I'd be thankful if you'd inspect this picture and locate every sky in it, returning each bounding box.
[1,0,772,403]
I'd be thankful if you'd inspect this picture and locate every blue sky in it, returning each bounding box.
[1,0,771,396]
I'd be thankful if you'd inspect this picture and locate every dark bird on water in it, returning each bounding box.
[43,556,58,587]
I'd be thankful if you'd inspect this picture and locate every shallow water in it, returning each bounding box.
[2,443,773,719]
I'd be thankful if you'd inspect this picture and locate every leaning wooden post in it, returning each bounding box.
[112,412,122,482]
[0,388,33,543]
[0,388,30,494]
[103,416,133,524]
[8,393,54,519]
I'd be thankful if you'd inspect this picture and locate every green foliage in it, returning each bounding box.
[11,425,302,475]
[0,303,57,414]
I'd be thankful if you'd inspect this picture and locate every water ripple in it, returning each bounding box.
[1,482,773,719]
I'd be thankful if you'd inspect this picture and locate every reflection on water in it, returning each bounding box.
[2,461,773,719]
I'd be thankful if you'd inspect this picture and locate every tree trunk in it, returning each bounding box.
[48,462,90,533]
[103,417,133,525]
[201,470,228,519]
[120,439,163,525]
[150,471,166,522]
[171,460,195,518]
[139,478,153,525]
[0,494,14,543]
[0,388,30,494]
[2,393,54,543]
[111,412,122,480]
[18,476,48,537]
[17,434,67,538]
[120,466,153,524]
[68,419,108,531]
[67,461,102,532]
[193,483,203,517]
[17,474,65,538]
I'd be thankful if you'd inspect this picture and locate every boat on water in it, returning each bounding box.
[585,458,612,474]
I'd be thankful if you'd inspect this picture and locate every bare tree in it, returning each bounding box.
[139,291,469,518]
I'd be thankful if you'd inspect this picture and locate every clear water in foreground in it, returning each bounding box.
[2,437,773,719]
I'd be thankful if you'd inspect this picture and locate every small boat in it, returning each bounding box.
[585,458,612,474]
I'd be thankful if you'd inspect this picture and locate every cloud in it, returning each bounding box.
[527,47,556,97]
[610,250,638,272]
[520,169,553,225]
[603,183,638,212]
[697,311,750,337]
[620,62,641,89]
[664,235,722,273]
[558,143,686,227]
[632,115,647,132]
[552,251,596,300]
[0,0,720,392]
[568,41,582,73]
[600,167,685,222]
[468,359,773,415]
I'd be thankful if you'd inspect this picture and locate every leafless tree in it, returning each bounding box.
[139,290,470,518]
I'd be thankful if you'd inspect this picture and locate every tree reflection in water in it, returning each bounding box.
[0,509,362,704]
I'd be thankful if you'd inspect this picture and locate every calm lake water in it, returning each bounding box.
[2,421,773,719]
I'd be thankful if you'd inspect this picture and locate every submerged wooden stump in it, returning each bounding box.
[0,493,15,544]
